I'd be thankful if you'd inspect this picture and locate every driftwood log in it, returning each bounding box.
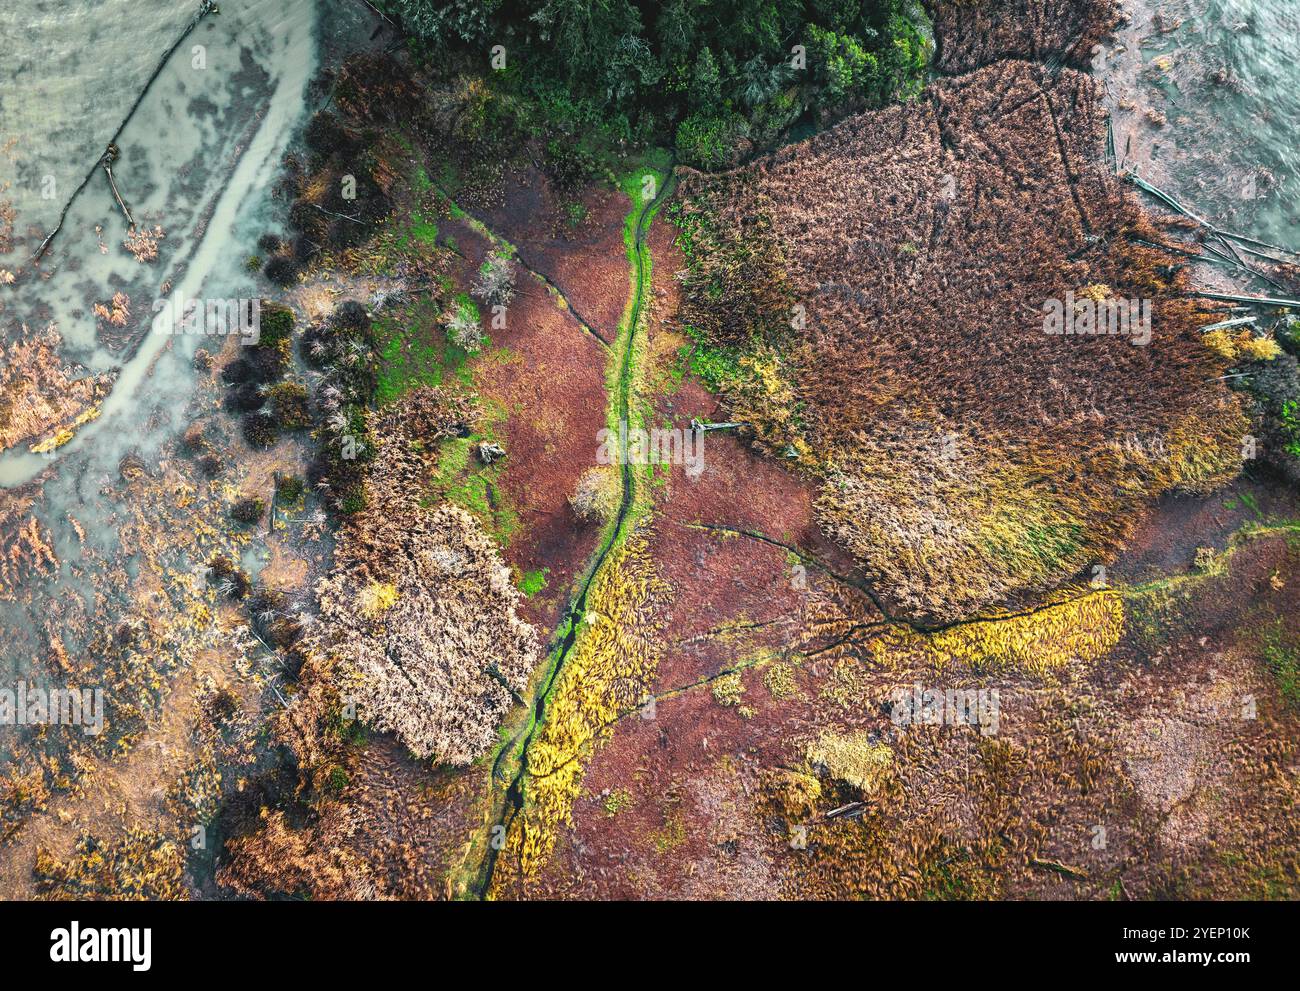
[32,1,218,262]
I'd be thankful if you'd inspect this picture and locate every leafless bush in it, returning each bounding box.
[569,465,620,524]
[445,301,483,352]
[473,249,517,308]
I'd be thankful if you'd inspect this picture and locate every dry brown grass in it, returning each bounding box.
[928,0,1120,76]
[294,387,541,767]
[676,60,1245,623]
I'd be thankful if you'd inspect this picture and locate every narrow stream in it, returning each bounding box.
[467,170,674,899]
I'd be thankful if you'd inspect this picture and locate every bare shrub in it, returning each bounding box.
[473,249,517,308]
[445,300,483,353]
[569,465,620,524]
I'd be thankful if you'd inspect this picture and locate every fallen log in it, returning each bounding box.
[32,0,218,262]
[1127,172,1300,264]
[1200,316,1257,332]
[356,0,398,28]
[309,202,366,225]
[1190,291,1300,309]
[825,801,868,820]
[102,145,135,228]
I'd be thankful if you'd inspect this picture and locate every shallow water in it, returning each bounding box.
[1097,0,1299,248]
[0,0,384,704]
[0,0,198,244]
[0,0,324,490]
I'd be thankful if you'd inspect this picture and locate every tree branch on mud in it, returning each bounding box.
[32,1,218,262]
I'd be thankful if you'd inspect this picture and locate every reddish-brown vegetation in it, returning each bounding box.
[676,60,1245,624]
[927,0,1120,76]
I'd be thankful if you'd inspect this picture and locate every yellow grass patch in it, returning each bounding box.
[502,528,667,878]
[806,731,894,794]
[868,591,1125,675]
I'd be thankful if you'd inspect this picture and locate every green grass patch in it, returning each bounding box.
[425,400,519,546]
[518,568,549,597]
[682,324,744,394]
[374,298,473,405]
[1239,489,1264,520]
[1262,619,1300,709]
[1281,399,1300,458]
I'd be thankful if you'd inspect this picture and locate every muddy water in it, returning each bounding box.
[0,0,323,756]
[1096,0,1299,248]
[0,1,198,246]
[0,0,323,489]
[0,3,391,882]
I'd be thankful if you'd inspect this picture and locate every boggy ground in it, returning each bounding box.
[21,1,1297,901]
[498,447,1300,899]
[468,140,1296,898]
[479,2,1300,900]
[208,78,656,898]
[434,176,624,632]
[0,362,307,898]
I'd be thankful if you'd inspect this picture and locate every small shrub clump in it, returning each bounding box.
[208,554,251,600]
[569,466,620,524]
[268,381,311,430]
[263,254,298,287]
[445,299,483,353]
[472,249,517,308]
[275,473,305,503]
[230,496,266,526]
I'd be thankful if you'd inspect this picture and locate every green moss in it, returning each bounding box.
[682,324,744,393]
[602,788,632,817]
[412,165,432,196]
[518,568,549,597]
[1239,490,1264,519]
[374,298,473,406]
[1262,620,1300,709]
[1279,400,1300,458]
[326,766,349,793]
[410,211,439,246]
[564,201,587,227]
[426,401,519,547]
[258,302,295,346]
